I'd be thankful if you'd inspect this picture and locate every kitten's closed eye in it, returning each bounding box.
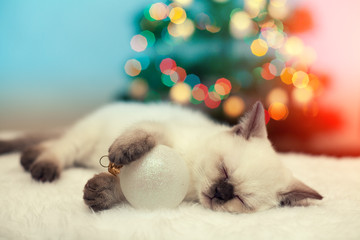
[221,165,229,180]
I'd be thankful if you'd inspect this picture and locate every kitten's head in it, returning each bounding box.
[196,101,323,213]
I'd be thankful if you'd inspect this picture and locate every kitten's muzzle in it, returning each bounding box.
[213,180,234,202]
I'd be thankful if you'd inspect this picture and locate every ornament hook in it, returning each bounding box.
[98,155,123,176]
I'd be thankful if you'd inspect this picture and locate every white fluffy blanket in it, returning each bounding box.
[1,151,360,240]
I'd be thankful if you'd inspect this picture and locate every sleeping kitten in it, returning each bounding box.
[0,101,322,212]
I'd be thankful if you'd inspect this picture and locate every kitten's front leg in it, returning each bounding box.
[108,122,170,166]
[83,172,123,211]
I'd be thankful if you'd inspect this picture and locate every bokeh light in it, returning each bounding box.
[244,0,266,18]
[268,102,289,120]
[149,3,169,20]
[251,39,268,57]
[206,25,221,33]
[130,34,148,52]
[265,30,285,49]
[167,19,195,39]
[214,78,232,96]
[266,87,288,105]
[170,67,187,83]
[280,67,295,84]
[169,7,187,24]
[269,59,285,76]
[173,0,193,7]
[184,74,200,87]
[291,61,308,73]
[292,71,309,88]
[292,87,314,104]
[270,0,287,7]
[204,91,221,109]
[261,63,275,80]
[284,36,304,55]
[192,84,208,101]
[125,59,142,76]
[161,74,175,87]
[130,78,148,99]
[230,11,253,39]
[268,0,289,19]
[223,96,245,118]
[170,82,191,104]
[160,58,177,75]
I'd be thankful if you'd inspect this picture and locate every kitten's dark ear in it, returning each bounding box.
[233,101,267,140]
[279,179,323,207]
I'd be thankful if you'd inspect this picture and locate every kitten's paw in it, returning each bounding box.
[108,130,156,165]
[29,160,60,182]
[20,146,43,171]
[83,172,120,212]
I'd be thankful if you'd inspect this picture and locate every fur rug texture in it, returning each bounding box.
[1,149,360,240]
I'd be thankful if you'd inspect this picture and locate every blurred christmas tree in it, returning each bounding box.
[117,0,341,153]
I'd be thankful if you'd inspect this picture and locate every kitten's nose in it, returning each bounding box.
[213,181,234,202]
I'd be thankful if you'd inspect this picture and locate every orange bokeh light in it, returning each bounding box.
[280,67,295,85]
[268,102,289,120]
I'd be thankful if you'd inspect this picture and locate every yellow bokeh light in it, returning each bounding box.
[169,7,187,24]
[167,19,195,39]
[170,82,191,104]
[245,0,266,18]
[280,67,295,85]
[130,78,148,99]
[284,36,304,55]
[268,102,289,120]
[268,2,289,19]
[230,11,253,39]
[149,3,168,20]
[223,96,245,118]
[251,39,268,57]
[292,71,309,88]
[266,88,288,105]
[130,34,148,52]
[292,87,314,104]
[270,0,287,7]
[173,0,193,7]
[124,59,141,77]
[231,11,251,30]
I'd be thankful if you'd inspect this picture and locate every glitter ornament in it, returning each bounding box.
[120,145,190,209]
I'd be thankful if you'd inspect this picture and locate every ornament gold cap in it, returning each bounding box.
[99,155,123,176]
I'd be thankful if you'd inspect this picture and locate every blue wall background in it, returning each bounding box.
[0,0,150,130]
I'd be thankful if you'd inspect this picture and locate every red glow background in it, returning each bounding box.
[272,0,360,156]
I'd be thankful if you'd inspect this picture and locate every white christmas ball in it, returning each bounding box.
[120,145,190,209]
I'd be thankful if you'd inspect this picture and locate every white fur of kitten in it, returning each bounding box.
[2,101,322,212]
